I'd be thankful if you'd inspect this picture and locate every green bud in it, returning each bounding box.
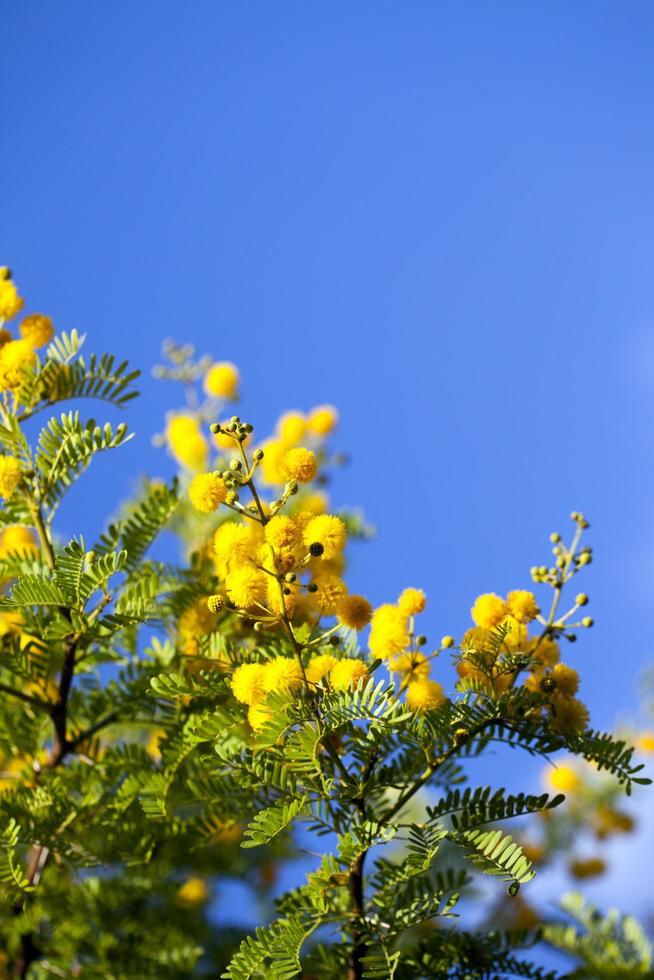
[253,449,264,461]
[549,532,561,543]
[285,572,296,584]
[229,459,242,471]
[416,635,427,647]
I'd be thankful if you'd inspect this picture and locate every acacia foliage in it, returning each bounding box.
[0,319,650,979]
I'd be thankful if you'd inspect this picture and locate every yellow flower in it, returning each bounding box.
[389,652,430,682]
[248,702,273,731]
[258,439,287,484]
[398,588,426,616]
[262,657,304,696]
[307,404,338,437]
[569,857,605,879]
[0,339,37,391]
[19,314,54,348]
[298,490,328,514]
[226,566,266,609]
[0,525,38,556]
[499,615,529,652]
[303,514,346,560]
[530,636,560,668]
[549,697,590,736]
[231,663,266,705]
[276,411,306,446]
[204,361,239,399]
[0,610,23,637]
[165,413,208,471]
[471,593,508,628]
[310,572,348,615]
[369,604,409,660]
[305,653,337,685]
[282,447,317,484]
[507,590,540,624]
[177,876,209,905]
[0,457,23,499]
[213,521,262,575]
[551,663,580,699]
[336,595,372,631]
[188,472,227,513]
[0,278,24,322]
[406,679,445,712]
[330,658,370,691]
[636,731,654,754]
[545,764,581,794]
[264,515,299,552]
[146,728,166,761]
[178,599,216,655]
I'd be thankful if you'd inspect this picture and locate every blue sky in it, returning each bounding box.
[3,0,654,946]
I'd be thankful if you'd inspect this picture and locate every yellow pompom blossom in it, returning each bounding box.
[335,594,373,631]
[165,413,208,471]
[549,696,590,736]
[303,514,346,560]
[213,520,263,576]
[636,731,654,754]
[389,652,430,683]
[230,662,266,705]
[330,658,370,692]
[177,876,209,905]
[530,636,560,668]
[282,447,317,484]
[0,457,23,499]
[276,411,306,446]
[226,566,266,609]
[369,604,409,661]
[499,615,529,652]
[305,653,337,685]
[248,702,273,731]
[19,313,54,348]
[0,610,23,638]
[310,572,348,615]
[299,490,328,514]
[262,657,304,696]
[307,404,338,437]
[551,663,580,699]
[204,361,239,399]
[470,593,508,629]
[146,728,166,761]
[264,515,299,552]
[569,857,606,879]
[258,439,287,484]
[406,679,446,712]
[0,278,24,322]
[507,590,540,624]
[177,599,216,655]
[546,764,581,793]
[0,339,37,391]
[398,588,426,616]
[188,472,227,513]
[0,525,38,556]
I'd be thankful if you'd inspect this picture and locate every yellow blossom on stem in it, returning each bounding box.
[276,411,306,446]
[530,636,560,668]
[213,521,263,575]
[0,339,37,391]
[165,413,208,471]
[398,588,426,616]
[303,514,346,560]
[0,278,24,321]
[177,876,209,905]
[188,472,227,513]
[262,656,304,696]
[369,604,409,661]
[406,679,445,712]
[258,439,287,484]
[549,696,590,736]
[248,702,273,731]
[330,658,370,691]
[307,404,338,437]
[19,313,54,348]
[636,731,654,754]
[282,447,317,484]
[389,652,430,682]
[0,457,23,499]
[204,361,239,399]
[0,525,38,556]
[305,653,337,685]
[336,594,372,631]
[264,515,299,552]
[551,663,580,699]
[545,764,581,794]
[507,589,540,624]
[178,598,216,655]
[226,566,266,609]
[231,663,266,705]
[310,573,348,615]
[470,593,508,629]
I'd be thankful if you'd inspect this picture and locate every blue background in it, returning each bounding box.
[3,0,654,955]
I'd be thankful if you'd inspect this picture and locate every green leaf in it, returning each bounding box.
[242,796,307,849]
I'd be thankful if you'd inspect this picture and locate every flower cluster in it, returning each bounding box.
[0,269,54,397]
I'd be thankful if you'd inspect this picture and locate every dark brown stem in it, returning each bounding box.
[348,851,367,980]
